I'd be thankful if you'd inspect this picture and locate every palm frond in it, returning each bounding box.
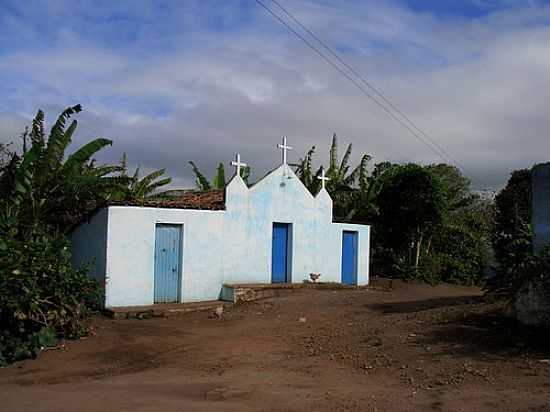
[135,169,166,196]
[189,161,211,191]
[89,165,124,177]
[49,119,78,170]
[144,178,172,196]
[328,133,338,173]
[212,163,226,189]
[339,143,353,178]
[120,152,128,176]
[30,110,45,148]
[293,146,316,190]
[240,165,251,185]
[10,146,40,207]
[62,138,113,173]
[45,105,82,170]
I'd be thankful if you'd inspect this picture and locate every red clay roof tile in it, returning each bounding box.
[109,189,225,210]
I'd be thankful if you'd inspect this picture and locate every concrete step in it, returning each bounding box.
[220,282,365,304]
[104,300,232,320]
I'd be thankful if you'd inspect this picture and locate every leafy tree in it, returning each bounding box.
[0,228,101,365]
[376,164,446,270]
[239,165,251,185]
[326,133,356,192]
[189,161,212,191]
[425,163,472,211]
[0,105,129,364]
[0,142,13,169]
[294,138,488,286]
[430,198,494,285]
[118,153,172,201]
[128,168,172,201]
[490,169,533,293]
[325,134,373,220]
[212,163,226,189]
[0,105,128,232]
[423,164,490,284]
[346,160,397,223]
[292,134,376,222]
[371,162,493,286]
[293,146,322,194]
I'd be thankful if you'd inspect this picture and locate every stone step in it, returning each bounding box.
[104,300,231,320]
[220,282,365,304]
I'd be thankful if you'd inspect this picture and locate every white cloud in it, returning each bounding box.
[1,1,550,189]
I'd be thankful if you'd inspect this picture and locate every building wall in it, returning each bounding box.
[105,207,225,307]
[73,164,370,307]
[532,162,550,254]
[223,165,369,285]
[71,208,108,287]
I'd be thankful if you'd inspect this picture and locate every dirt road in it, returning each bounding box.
[1,281,549,411]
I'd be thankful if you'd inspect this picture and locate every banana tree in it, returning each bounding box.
[292,146,322,194]
[127,167,172,200]
[293,133,382,222]
[189,161,251,191]
[211,163,226,189]
[0,105,129,232]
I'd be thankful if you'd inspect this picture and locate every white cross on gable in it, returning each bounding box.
[277,137,292,165]
[231,153,247,176]
[317,167,330,189]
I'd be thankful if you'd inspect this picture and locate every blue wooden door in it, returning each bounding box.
[272,223,289,283]
[341,231,358,285]
[154,224,182,303]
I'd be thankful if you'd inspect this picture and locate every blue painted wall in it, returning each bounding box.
[71,208,108,288]
[533,162,550,254]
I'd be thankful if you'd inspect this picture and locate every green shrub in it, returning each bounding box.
[490,169,532,294]
[392,250,484,287]
[504,248,550,297]
[434,223,487,286]
[394,254,443,286]
[417,254,444,285]
[0,227,101,365]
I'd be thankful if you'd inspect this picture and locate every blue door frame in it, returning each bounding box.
[272,223,291,283]
[341,231,358,285]
[154,224,182,303]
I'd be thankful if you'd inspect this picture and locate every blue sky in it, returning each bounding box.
[403,0,524,17]
[1,0,550,189]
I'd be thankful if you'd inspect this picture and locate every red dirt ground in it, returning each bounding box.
[1,281,550,412]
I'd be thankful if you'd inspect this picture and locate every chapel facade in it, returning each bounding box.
[71,140,370,307]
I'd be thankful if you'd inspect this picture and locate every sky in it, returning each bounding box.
[1,0,550,190]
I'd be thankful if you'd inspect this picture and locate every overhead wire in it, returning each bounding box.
[255,0,488,188]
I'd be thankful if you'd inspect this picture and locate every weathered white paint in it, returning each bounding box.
[72,164,370,307]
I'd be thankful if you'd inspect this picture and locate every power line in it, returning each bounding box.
[256,0,487,188]
[270,0,460,166]
[254,1,446,167]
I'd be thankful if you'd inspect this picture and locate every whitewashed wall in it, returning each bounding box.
[104,207,225,307]
[71,164,370,307]
[223,164,369,285]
